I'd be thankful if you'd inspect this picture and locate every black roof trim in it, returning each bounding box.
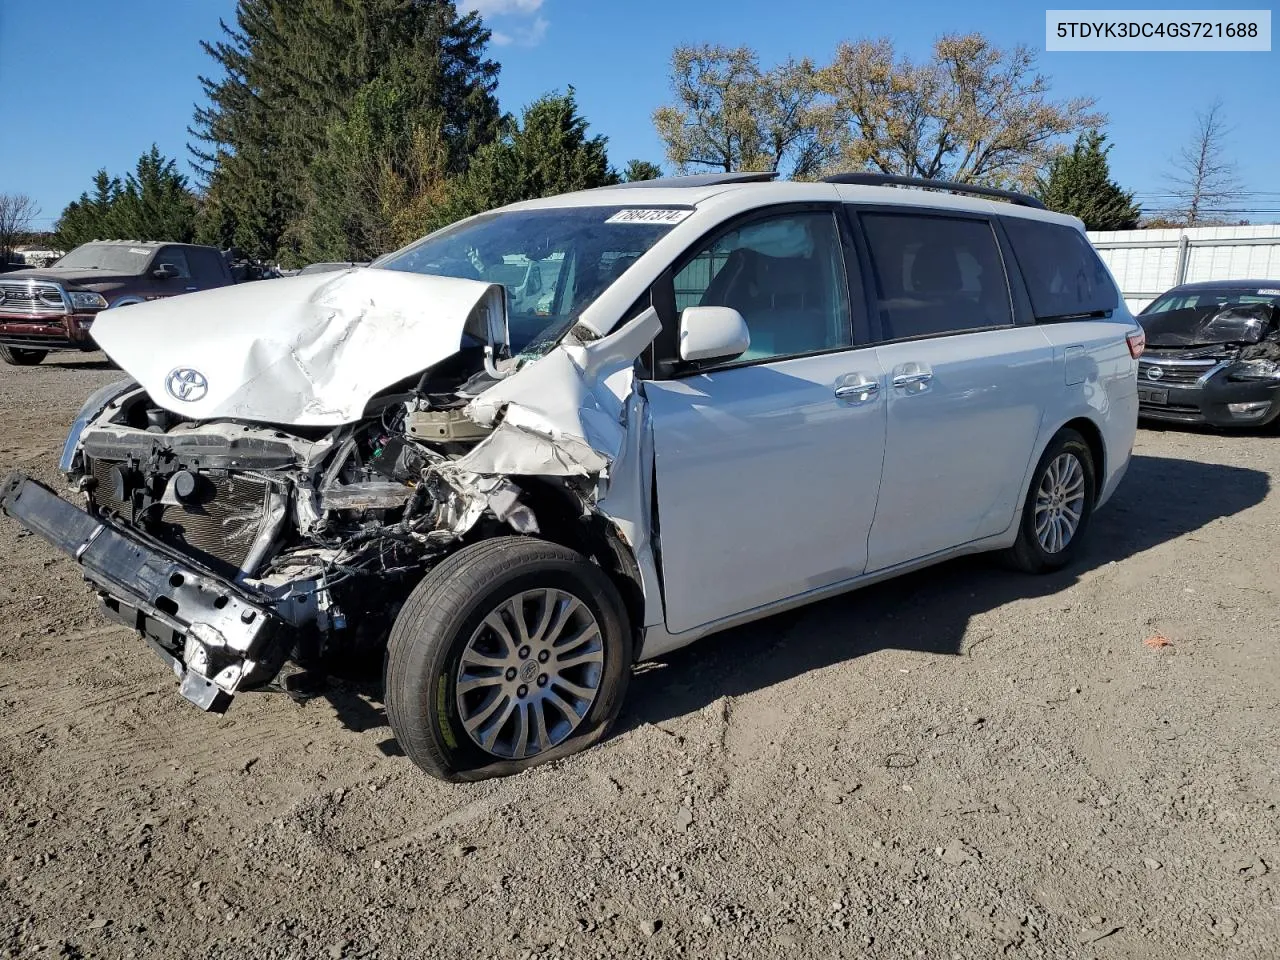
[821,173,1046,210]
[610,171,779,189]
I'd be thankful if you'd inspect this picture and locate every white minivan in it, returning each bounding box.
[0,172,1142,780]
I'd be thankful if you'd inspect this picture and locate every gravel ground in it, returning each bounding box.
[0,354,1277,960]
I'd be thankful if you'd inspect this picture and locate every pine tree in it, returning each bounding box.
[52,171,121,249]
[110,146,199,242]
[191,0,501,264]
[53,150,195,248]
[1035,131,1141,230]
[441,89,619,225]
[623,160,664,182]
[296,80,451,262]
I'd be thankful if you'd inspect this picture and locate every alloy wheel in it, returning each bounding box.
[1034,452,1086,554]
[455,588,604,759]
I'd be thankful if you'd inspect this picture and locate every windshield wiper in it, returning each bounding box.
[1038,309,1112,322]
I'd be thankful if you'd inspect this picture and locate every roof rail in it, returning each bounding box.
[821,172,1046,210]
[612,171,778,189]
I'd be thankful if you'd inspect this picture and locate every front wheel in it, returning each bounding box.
[0,346,47,366]
[385,537,632,781]
[1003,428,1096,573]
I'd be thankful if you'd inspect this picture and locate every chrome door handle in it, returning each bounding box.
[834,380,880,402]
[892,371,933,387]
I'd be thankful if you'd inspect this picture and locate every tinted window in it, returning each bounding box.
[157,248,192,279]
[1143,287,1280,315]
[188,247,226,284]
[860,213,1012,339]
[377,207,677,355]
[1004,218,1118,320]
[673,212,852,362]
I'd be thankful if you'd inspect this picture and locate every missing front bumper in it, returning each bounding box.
[0,472,286,711]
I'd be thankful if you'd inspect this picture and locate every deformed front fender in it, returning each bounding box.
[453,308,662,481]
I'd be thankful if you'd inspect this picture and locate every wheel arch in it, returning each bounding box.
[502,478,646,661]
[1060,416,1106,499]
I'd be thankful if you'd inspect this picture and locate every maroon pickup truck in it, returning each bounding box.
[0,241,241,366]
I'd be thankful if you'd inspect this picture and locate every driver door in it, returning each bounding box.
[643,209,887,634]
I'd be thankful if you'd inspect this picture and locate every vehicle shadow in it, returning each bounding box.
[317,453,1267,751]
[617,453,1268,733]
[41,356,116,371]
[1140,419,1278,438]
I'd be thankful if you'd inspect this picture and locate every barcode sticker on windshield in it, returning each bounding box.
[1259,288,1280,295]
[606,208,693,225]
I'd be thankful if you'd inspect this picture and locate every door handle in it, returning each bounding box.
[834,375,880,403]
[892,371,933,387]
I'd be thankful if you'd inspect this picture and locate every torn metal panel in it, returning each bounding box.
[90,268,506,427]
[594,386,665,632]
[319,481,415,512]
[456,308,661,481]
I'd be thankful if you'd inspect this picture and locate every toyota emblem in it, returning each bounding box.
[1145,365,1164,381]
[166,367,209,402]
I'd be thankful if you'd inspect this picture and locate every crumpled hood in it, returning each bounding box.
[90,268,503,426]
[1141,302,1277,348]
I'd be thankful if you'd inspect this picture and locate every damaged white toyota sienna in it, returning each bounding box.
[1,172,1142,781]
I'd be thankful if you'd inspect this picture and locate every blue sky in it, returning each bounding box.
[1,0,1276,229]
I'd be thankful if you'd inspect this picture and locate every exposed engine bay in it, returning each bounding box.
[1141,301,1280,371]
[50,341,643,709]
[1,267,666,713]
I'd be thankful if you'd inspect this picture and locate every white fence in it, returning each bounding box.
[1087,224,1280,313]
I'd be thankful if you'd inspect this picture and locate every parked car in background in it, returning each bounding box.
[0,240,246,366]
[295,261,369,276]
[0,172,1140,781]
[1137,280,1280,428]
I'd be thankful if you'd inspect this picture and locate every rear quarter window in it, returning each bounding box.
[188,247,227,283]
[1003,218,1118,320]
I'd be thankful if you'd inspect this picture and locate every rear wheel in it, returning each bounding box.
[0,346,46,366]
[1004,429,1096,573]
[385,537,631,781]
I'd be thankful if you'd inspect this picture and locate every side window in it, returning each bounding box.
[672,211,852,363]
[156,248,192,280]
[860,212,1013,340]
[1003,217,1118,320]
[188,247,226,284]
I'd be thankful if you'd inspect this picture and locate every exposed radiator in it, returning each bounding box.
[89,458,271,575]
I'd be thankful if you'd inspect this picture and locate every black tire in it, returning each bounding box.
[1003,428,1096,574]
[0,346,46,366]
[385,537,631,782]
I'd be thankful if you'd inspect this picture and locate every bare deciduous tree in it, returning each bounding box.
[0,193,40,266]
[820,34,1102,189]
[1164,98,1242,226]
[652,35,1100,190]
[653,45,841,179]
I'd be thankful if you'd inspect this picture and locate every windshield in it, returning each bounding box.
[374,206,684,354]
[55,244,154,273]
[1140,287,1280,346]
[1143,287,1280,316]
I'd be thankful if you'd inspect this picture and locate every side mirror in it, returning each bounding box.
[678,306,750,363]
[153,263,178,280]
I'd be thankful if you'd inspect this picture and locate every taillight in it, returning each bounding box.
[1126,329,1145,359]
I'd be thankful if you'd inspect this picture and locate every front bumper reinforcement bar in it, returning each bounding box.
[0,472,281,712]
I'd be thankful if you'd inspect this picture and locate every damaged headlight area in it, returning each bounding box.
[1227,358,1280,381]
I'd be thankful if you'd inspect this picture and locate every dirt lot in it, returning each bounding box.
[1,354,1277,960]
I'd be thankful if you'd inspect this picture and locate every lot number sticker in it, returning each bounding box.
[606,209,693,225]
